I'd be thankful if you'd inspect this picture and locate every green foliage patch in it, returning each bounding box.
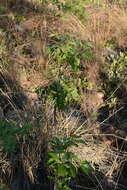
[0,120,31,153]
[47,34,93,73]
[45,0,87,20]
[47,135,93,190]
[102,50,127,107]
[37,80,81,109]
[36,34,93,109]
[107,51,127,80]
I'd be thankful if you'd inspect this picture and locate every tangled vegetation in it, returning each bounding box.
[0,0,127,190]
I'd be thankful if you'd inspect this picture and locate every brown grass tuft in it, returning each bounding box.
[85,3,127,48]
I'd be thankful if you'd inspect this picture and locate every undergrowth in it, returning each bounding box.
[0,121,31,153]
[1,0,127,190]
[47,135,92,190]
[36,34,93,109]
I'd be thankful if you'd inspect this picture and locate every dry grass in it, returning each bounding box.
[64,1,127,91]
[85,2,127,48]
[0,71,49,189]
[50,107,127,189]
[0,0,127,189]
[59,1,127,47]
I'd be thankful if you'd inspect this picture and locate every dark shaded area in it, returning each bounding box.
[0,72,27,115]
[0,1,49,189]
[97,104,127,149]
[0,1,127,190]
[70,169,103,190]
[96,67,127,189]
[98,69,127,139]
[0,72,49,190]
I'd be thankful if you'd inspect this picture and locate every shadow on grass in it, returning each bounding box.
[1,1,127,190]
[0,72,50,190]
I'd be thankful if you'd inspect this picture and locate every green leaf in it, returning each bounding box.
[48,152,61,162]
[80,161,92,175]
[66,162,77,177]
[75,139,86,144]
[71,88,80,101]
[82,51,93,59]
[63,185,72,190]
[57,164,68,177]
[63,141,78,149]
[47,158,56,165]
[63,152,75,160]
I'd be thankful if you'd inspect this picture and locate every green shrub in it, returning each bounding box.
[36,34,93,109]
[107,51,127,80]
[102,50,127,107]
[37,79,81,109]
[45,0,87,20]
[47,135,92,190]
[47,34,93,73]
[0,120,31,153]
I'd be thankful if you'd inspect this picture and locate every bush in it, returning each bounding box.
[47,135,93,190]
[36,34,93,109]
[0,120,31,153]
